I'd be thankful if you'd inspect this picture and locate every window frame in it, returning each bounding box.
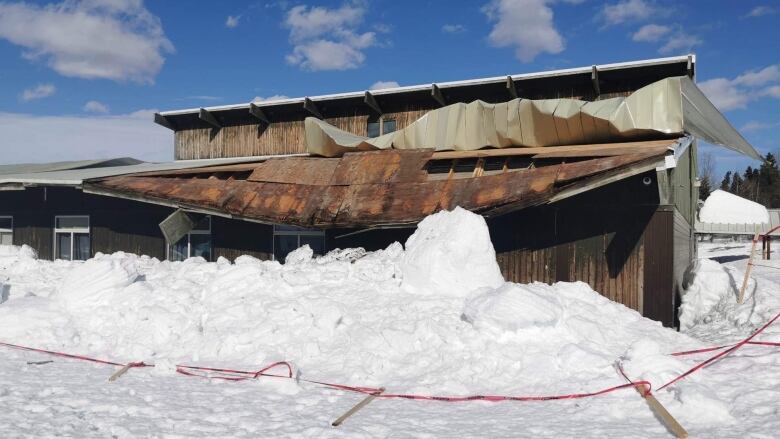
[166,216,212,261]
[272,225,326,262]
[53,215,90,261]
[367,117,397,137]
[0,215,12,246]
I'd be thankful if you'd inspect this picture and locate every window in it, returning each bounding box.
[54,216,90,261]
[367,118,397,137]
[273,225,325,263]
[168,216,212,261]
[0,216,12,246]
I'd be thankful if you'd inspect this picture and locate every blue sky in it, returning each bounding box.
[0,0,778,179]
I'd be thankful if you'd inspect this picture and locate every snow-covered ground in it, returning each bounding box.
[0,211,778,438]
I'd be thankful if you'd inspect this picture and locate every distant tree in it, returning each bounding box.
[758,152,780,207]
[741,166,759,201]
[698,151,715,200]
[730,171,744,194]
[720,171,732,191]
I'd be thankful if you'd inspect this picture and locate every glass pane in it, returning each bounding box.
[300,235,325,256]
[0,232,11,246]
[169,236,188,262]
[73,233,90,261]
[56,233,71,260]
[56,216,88,229]
[0,217,11,229]
[192,216,211,232]
[274,234,299,263]
[367,121,380,137]
[190,234,211,261]
[382,119,397,134]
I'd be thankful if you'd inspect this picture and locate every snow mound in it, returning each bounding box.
[401,206,504,296]
[463,283,563,333]
[699,190,769,224]
[54,253,140,312]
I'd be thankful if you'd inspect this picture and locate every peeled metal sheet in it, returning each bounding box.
[306,76,760,160]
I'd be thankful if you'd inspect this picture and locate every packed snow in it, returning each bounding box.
[0,208,778,437]
[699,189,770,224]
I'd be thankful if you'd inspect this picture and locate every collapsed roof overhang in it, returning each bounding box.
[84,138,682,228]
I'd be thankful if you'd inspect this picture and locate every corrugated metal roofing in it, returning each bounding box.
[695,209,780,236]
[0,154,305,187]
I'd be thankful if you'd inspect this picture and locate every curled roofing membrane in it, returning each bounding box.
[305,76,760,160]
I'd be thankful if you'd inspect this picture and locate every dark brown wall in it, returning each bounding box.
[642,207,675,326]
[212,216,273,260]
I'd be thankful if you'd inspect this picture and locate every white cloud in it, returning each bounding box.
[734,65,780,87]
[0,0,173,84]
[699,78,750,112]
[741,120,780,132]
[20,84,56,102]
[252,95,290,102]
[699,65,780,112]
[483,0,564,62]
[0,111,172,164]
[83,100,109,114]
[745,6,775,18]
[370,81,399,90]
[283,2,377,71]
[184,95,223,101]
[601,0,655,25]
[631,24,670,42]
[441,24,466,34]
[658,32,701,54]
[225,15,239,28]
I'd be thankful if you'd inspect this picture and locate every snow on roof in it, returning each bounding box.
[699,189,769,225]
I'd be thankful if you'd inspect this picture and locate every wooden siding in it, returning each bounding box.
[174,104,437,160]
[643,208,675,326]
[212,216,273,261]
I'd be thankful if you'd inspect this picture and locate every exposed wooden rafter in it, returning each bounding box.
[153,113,176,130]
[304,97,323,119]
[506,76,518,99]
[248,103,270,124]
[364,91,382,114]
[199,108,221,129]
[591,65,601,98]
[431,84,446,107]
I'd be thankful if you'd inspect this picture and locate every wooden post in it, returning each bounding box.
[108,363,136,382]
[618,366,688,439]
[767,236,771,260]
[738,233,759,304]
[332,388,385,427]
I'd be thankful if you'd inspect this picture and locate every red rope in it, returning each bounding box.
[0,341,151,368]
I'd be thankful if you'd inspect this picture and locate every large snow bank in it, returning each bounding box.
[699,190,769,224]
[0,208,701,398]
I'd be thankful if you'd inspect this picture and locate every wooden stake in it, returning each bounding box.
[108,364,135,382]
[332,388,385,427]
[738,233,759,304]
[631,383,688,439]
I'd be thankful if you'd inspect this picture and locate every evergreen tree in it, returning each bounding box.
[730,171,744,194]
[758,152,780,207]
[699,175,713,200]
[720,171,732,191]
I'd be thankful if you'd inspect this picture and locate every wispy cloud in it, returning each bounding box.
[699,64,780,111]
[252,95,290,103]
[744,6,775,18]
[370,80,399,90]
[284,2,378,71]
[20,84,56,102]
[441,24,466,34]
[482,0,564,62]
[741,120,780,132]
[0,0,173,84]
[658,31,701,54]
[631,24,670,42]
[225,15,240,28]
[600,0,657,25]
[83,100,109,114]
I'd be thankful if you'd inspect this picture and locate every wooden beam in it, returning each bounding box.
[687,55,694,79]
[430,139,677,160]
[506,76,518,99]
[431,84,446,107]
[364,91,382,114]
[591,65,601,98]
[199,108,221,129]
[249,103,270,124]
[304,97,323,119]
[153,113,176,130]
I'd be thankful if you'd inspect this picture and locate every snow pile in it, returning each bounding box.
[401,206,504,296]
[699,190,769,224]
[0,208,700,398]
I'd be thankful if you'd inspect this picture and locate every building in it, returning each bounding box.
[0,55,761,327]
